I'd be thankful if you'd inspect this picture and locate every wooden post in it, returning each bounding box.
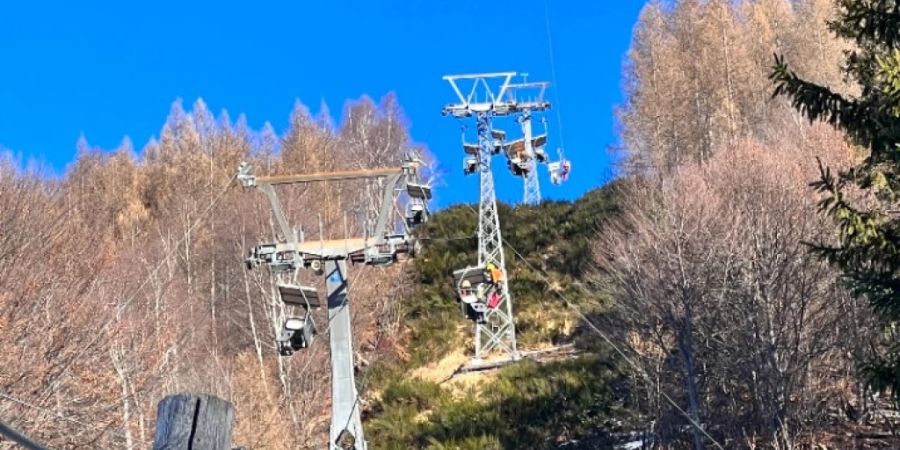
[153,393,235,450]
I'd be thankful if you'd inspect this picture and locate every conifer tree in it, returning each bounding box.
[771,0,900,399]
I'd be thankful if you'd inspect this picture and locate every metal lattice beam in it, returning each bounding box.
[443,72,524,363]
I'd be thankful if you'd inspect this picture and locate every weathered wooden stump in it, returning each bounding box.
[153,393,235,450]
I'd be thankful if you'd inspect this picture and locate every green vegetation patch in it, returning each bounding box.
[366,356,627,450]
[402,186,621,365]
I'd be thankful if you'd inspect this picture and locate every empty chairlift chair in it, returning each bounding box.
[491,129,507,154]
[407,201,427,227]
[462,141,480,175]
[276,283,321,356]
[463,156,478,175]
[406,181,432,227]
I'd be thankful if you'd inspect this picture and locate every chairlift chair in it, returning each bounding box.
[508,159,529,177]
[278,315,316,356]
[406,180,432,227]
[453,266,493,323]
[504,138,526,162]
[276,283,320,356]
[548,150,572,185]
[406,202,427,227]
[463,156,478,175]
[246,244,297,273]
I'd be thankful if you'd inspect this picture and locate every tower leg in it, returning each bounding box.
[326,260,366,450]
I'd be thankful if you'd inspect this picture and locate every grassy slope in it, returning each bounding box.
[364,185,630,449]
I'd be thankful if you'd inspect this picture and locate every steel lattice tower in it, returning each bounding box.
[473,112,518,360]
[443,72,549,362]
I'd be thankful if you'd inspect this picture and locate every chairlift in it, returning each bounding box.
[406,201,427,227]
[508,158,530,177]
[278,315,316,356]
[276,283,320,356]
[454,266,498,323]
[463,156,478,175]
[246,244,297,273]
[548,149,572,185]
[500,138,525,177]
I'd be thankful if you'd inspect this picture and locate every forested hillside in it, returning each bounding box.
[0,95,420,449]
[604,0,898,448]
[364,188,623,449]
[3,0,900,449]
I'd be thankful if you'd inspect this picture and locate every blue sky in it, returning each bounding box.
[0,1,645,207]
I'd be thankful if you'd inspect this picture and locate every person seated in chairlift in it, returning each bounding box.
[561,161,571,180]
[485,262,503,284]
[459,279,478,304]
[487,290,501,308]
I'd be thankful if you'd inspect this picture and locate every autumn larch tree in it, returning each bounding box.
[771,0,900,399]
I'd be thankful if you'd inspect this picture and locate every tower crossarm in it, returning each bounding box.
[255,166,406,185]
[237,156,426,263]
[442,72,519,117]
[504,81,552,112]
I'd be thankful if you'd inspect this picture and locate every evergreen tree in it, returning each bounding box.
[771,0,900,399]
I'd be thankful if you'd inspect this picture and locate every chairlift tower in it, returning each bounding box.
[443,72,549,363]
[238,157,431,450]
[520,109,542,205]
[500,80,572,205]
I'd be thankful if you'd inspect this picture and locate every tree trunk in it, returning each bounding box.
[678,305,705,450]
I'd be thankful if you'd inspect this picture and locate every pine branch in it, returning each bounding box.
[771,55,867,134]
[832,0,900,50]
